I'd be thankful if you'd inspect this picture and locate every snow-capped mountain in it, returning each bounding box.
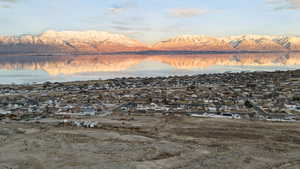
[153,35,300,51]
[0,31,300,54]
[153,35,234,51]
[0,30,148,54]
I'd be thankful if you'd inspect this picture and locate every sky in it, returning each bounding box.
[0,0,300,44]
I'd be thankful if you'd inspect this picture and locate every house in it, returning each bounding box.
[80,107,97,116]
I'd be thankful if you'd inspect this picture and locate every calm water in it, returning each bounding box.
[0,53,300,84]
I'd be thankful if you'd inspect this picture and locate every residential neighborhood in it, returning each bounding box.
[1,69,300,123]
[1,70,300,169]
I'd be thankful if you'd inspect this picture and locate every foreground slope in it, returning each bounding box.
[1,117,300,169]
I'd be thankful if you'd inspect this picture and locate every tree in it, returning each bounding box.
[245,100,253,108]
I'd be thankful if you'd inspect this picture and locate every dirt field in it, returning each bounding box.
[0,115,300,169]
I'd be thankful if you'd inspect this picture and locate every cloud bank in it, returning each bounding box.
[108,7,125,14]
[0,0,19,8]
[168,8,208,18]
[0,0,18,3]
[267,0,300,10]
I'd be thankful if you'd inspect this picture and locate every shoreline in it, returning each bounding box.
[0,68,300,86]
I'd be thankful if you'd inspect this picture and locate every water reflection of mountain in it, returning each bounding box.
[0,53,299,75]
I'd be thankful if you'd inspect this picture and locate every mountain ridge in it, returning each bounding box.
[153,34,300,51]
[0,30,300,54]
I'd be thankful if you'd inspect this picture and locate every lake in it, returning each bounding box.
[0,53,300,84]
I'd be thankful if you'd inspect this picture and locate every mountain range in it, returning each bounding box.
[0,30,300,54]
